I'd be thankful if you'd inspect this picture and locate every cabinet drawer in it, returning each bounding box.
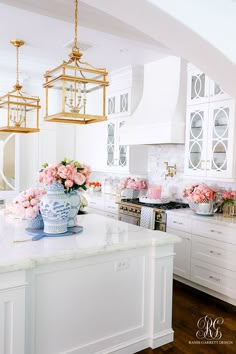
[167,214,191,232]
[104,211,118,220]
[104,202,119,214]
[192,219,236,244]
[87,199,104,210]
[192,235,236,271]
[86,207,105,216]
[191,259,236,299]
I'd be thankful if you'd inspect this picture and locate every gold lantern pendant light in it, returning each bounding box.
[43,0,109,124]
[0,40,41,133]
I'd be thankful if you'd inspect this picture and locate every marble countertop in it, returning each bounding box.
[166,208,236,227]
[0,211,180,273]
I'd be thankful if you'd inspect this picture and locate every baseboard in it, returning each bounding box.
[149,329,174,349]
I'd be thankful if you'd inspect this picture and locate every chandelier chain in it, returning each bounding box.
[16,45,19,85]
[74,0,78,50]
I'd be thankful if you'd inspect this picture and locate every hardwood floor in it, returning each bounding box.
[137,280,236,354]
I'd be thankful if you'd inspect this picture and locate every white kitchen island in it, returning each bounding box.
[0,212,180,354]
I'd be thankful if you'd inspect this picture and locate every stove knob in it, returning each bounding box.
[124,207,128,211]
[120,206,123,210]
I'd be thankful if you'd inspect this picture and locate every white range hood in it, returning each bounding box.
[120,56,187,145]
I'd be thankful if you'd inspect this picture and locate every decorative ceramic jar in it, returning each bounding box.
[67,191,81,227]
[26,213,44,229]
[40,180,71,234]
[195,200,214,215]
[121,188,139,199]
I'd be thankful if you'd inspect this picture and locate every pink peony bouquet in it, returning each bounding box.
[182,183,215,203]
[221,191,236,205]
[38,158,91,193]
[8,188,46,219]
[118,177,147,191]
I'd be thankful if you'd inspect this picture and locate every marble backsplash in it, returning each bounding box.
[91,144,236,200]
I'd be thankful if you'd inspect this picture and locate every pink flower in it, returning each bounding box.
[64,179,74,189]
[73,173,86,186]
[8,188,46,219]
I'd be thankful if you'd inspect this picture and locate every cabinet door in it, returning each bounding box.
[118,88,131,117]
[187,69,209,105]
[106,118,129,171]
[107,94,116,117]
[107,89,131,119]
[209,80,231,102]
[184,104,208,177]
[107,121,116,167]
[117,119,129,169]
[206,100,235,178]
[167,228,191,280]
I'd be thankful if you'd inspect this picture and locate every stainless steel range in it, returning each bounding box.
[117,199,189,231]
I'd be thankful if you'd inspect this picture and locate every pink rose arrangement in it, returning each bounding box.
[8,188,46,219]
[182,183,215,203]
[221,191,236,205]
[118,177,147,191]
[38,158,91,193]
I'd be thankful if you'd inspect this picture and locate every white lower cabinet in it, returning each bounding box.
[86,193,119,220]
[0,271,26,354]
[167,228,191,280]
[191,259,236,299]
[167,210,236,304]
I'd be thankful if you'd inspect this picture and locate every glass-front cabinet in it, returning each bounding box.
[207,100,234,178]
[187,68,231,105]
[107,89,130,119]
[185,104,208,177]
[0,133,19,199]
[185,100,235,179]
[106,118,128,170]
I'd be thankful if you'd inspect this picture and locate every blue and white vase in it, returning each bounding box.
[67,191,81,227]
[40,180,71,234]
[26,213,44,229]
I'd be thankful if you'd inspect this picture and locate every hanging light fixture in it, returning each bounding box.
[0,39,40,133]
[43,0,109,124]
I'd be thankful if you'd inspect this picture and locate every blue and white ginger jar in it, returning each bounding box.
[67,191,81,227]
[40,180,71,234]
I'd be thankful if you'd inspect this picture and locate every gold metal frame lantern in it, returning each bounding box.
[0,40,40,133]
[43,0,109,124]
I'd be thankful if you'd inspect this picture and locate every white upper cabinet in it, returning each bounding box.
[107,88,131,118]
[107,66,143,119]
[187,67,231,105]
[185,66,236,180]
[106,117,148,174]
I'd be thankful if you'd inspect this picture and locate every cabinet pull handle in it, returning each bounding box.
[209,275,221,282]
[210,250,222,256]
[206,160,210,170]
[173,221,183,225]
[210,229,222,234]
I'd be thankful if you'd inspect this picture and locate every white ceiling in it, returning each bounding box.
[0,0,170,82]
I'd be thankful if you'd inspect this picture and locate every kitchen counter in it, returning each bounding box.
[166,208,236,227]
[0,211,179,273]
[0,211,180,354]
